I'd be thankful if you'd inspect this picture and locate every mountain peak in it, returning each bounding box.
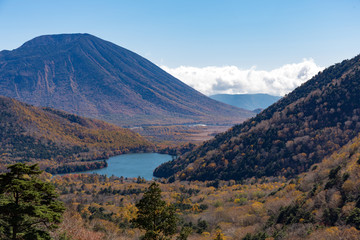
[0,34,254,126]
[20,33,95,47]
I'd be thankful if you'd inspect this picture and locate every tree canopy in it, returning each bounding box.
[0,163,65,240]
[131,182,178,240]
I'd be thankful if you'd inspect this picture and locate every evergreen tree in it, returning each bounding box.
[131,182,177,240]
[0,163,65,240]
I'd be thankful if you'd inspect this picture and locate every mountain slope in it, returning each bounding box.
[154,54,360,181]
[243,131,360,239]
[210,93,281,111]
[0,34,253,126]
[0,96,153,173]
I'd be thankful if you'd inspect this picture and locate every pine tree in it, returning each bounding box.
[131,182,177,240]
[0,163,65,240]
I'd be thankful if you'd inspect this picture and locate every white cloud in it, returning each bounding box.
[161,59,324,96]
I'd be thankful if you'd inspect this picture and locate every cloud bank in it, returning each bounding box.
[161,59,324,96]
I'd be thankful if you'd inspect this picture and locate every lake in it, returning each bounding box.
[73,153,172,180]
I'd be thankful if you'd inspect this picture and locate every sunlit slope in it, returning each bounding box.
[155,54,360,181]
[0,34,254,126]
[0,96,153,172]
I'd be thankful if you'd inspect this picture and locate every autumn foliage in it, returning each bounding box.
[0,96,154,173]
[155,54,360,181]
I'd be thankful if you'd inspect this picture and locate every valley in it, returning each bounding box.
[210,93,281,112]
[1,33,360,240]
[131,124,231,146]
[51,130,360,239]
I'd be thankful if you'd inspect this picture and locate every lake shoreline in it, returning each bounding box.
[54,153,172,180]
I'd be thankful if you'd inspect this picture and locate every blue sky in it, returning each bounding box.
[0,0,359,95]
[1,0,360,69]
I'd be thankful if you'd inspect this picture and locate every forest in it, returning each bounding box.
[0,96,154,173]
[7,130,358,240]
[154,54,360,181]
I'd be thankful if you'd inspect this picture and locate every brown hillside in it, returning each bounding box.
[154,54,360,181]
[0,96,153,173]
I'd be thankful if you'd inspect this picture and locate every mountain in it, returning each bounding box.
[0,34,254,126]
[243,130,360,239]
[210,93,281,111]
[0,96,153,173]
[154,54,360,181]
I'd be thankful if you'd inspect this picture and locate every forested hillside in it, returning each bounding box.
[50,131,360,239]
[0,96,153,173]
[154,54,360,181]
[243,130,360,239]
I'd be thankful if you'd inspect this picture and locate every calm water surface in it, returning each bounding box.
[74,153,172,180]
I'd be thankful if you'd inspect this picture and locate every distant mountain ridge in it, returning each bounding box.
[154,54,360,181]
[0,96,153,173]
[0,34,254,126]
[210,93,281,111]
